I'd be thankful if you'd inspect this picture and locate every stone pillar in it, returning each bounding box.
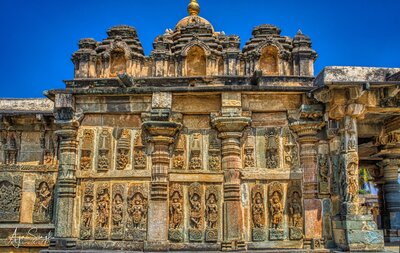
[143,92,181,251]
[290,119,325,248]
[50,94,79,250]
[380,158,400,242]
[212,93,250,251]
[332,104,384,251]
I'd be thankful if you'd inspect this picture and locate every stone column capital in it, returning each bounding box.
[290,121,325,143]
[211,115,251,133]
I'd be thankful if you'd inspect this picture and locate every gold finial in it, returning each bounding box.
[188,0,200,16]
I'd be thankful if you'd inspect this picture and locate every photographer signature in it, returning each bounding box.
[8,227,53,248]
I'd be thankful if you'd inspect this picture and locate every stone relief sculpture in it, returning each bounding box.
[80,182,94,240]
[288,184,303,240]
[343,153,359,203]
[205,185,219,242]
[126,184,148,241]
[172,134,186,170]
[189,182,203,242]
[265,128,280,169]
[111,183,125,239]
[282,128,299,170]
[0,174,22,222]
[251,184,266,241]
[33,177,54,223]
[244,133,255,168]
[208,131,221,171]
[116,129,131,170]
[41,131,56,165]
[80,129,94,171]
[169,183,184,242]
[97,129,111,171]
[269,182,284,240]
[189,133,202,170]
[318,154,330,195]
[133,131,147,170]
[95,183,110,240]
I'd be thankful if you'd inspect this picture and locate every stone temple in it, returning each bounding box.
[0,0,399,252]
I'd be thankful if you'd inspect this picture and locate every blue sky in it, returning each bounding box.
[0,0,399,98]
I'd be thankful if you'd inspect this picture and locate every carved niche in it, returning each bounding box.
[33,176,54,223]
[80,129,94,171]
[189,182,203,242]
[126,184,148,241]
[97,129,112,172]
[172,134,186,170]
[80,182,94,240]
[111,183,125,240]
[251,184,266,242]
[4,132,19,165]
[116,129,131,170]
[282,128,299,170]
[133,131,147,170]
[189,133,202,170]
[169,183,184,242]
[94,183,110,240]
[0,174,22,222]
[265,128,280,169]
[318,154,330,195]
[205,185,219,242]
[268,182,284,240]
[41,131,56,165]
[244,132,256,169]
[288,184,303,240]
[208,131,221,171]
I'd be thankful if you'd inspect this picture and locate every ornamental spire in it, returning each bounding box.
[188,0,200,16]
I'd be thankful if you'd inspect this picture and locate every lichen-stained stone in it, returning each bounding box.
[2,0,399,252]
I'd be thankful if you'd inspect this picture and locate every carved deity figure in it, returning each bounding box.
[169,192,183,229]
[134,149,146,168]
[190,193,202,229]
[347,163,358,202]
[252,192,264,228]
[97,150,109,171]
[116,149,129,170]
[82,195,93,228]
[112,194,124,227]
[206,194,218,229]
[34,182,52,219]
[80,151,92,170]
[209,155,220,171]
[289,192,303,228]
[173,154,185,170]
[96,189,110,228]
[128,193,147,229]
[269,192,283,229]
[319,155,329,183]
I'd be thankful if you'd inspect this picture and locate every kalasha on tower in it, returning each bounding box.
[0,1,399,252]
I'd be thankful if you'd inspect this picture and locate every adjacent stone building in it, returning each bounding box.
[0,1,399,252]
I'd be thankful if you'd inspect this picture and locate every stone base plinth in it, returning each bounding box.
[332,215,384,251]
[269,228,284,241]
[168,229,183,243]
[252,227,266,242]
[384,229,400,243]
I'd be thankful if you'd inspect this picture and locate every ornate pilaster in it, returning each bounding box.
[331,102,384,251]
[212,92,250,251]
[143,92,181,251]
[290,105,325,248]
[51,94,80,250]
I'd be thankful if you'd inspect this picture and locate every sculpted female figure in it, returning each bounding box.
[170,192,183,229]
[269,191,283,229]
